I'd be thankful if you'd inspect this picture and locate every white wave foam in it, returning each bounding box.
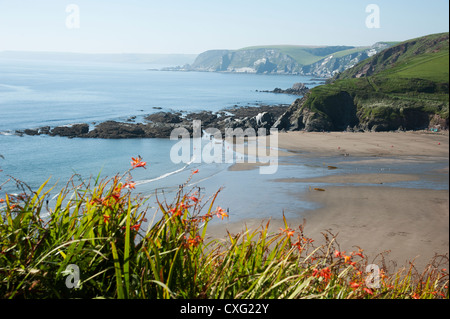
[135,156,196,186]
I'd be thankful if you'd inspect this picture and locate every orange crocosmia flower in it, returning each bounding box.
[131,156,147,169]
[292,239,304,252]
[192,169,199,174]
[215,207,228,220]
[110,191,121,202]
[0,199,4,203]
[172,207,183,217]
[184,235,202,248]
[201,213,213,222]
[334,250,341,258]
[169,206,183,217]
[322,268,332,280]
[312,267,332,282]
[280,227,295,238]
[124,182,136,190]
[130,223,141,231]
[344,255,352,263]
[103,214,111,224]
[364,288,374,295]
[189,196,199,203]
[350,282,360,289]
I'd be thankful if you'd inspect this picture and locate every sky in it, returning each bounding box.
[0,0,448,54]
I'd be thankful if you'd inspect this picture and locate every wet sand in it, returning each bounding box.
[276,130,449,158]
[207,131,449,272]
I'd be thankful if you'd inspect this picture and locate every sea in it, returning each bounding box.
[0,58,448,225]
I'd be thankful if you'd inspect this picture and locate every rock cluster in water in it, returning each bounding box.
[15,105,289,139]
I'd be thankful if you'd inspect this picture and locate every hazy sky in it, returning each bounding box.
[0,0,448,54]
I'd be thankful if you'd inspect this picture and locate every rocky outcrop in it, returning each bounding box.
[273,94,357,132]
[274,94,449,133]
[20,105,289,139]
[145,112,182,124]
[259,82,310,96]
[49,124,89,137]
[85,121,147,139]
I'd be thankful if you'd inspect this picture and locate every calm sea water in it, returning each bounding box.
[0,58,314,131]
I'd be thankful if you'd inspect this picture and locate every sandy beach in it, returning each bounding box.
[207,131,449,272]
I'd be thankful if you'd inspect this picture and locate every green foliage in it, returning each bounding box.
[297,33,449,130]
[237,45,368,67]
[336,32,449,81]
[1,160,448,299]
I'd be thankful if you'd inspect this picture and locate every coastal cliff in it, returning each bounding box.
[166,43,394,77]
[274,33,449,132]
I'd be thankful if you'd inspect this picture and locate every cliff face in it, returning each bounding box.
[335,33,449,80]
[274,91,359,132]
[274,33,449,132]
[189,48,301,74]
[300,43,392,78]
[183,43,395,76]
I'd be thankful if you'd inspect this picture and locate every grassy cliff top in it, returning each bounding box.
[293,33,449,131]
[237,44,361,66]
[335,32,449,82]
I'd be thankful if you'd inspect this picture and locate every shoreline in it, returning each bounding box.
[10,104,291,139]
[207,130,449,272]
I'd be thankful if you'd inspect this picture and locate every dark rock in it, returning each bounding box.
[429,114,449,130]
[184,111,218,127]
[24,129,40,136]
[50,124,89,137]
[143,124,178,138]
[261,83,310,96]
[254,112,275,130]
[145,112,182,124]
[86,121,146,139]
[292,82,308,92]
[20,104,291,140]
[273,91,359,132]
[39,126,51,135]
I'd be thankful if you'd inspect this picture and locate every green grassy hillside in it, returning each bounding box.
[189,42,395,76]
[278,33,449,132]
[238,45,357,66]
